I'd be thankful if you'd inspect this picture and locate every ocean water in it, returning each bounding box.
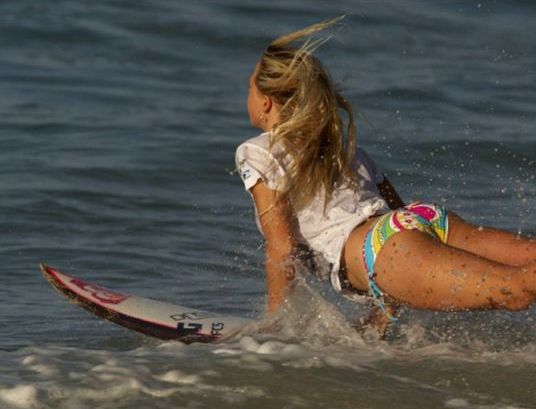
[1,1,536,408]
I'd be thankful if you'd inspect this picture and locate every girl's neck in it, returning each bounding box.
[262,109,279,132]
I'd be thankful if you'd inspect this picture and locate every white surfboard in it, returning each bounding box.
[40,264,251,343]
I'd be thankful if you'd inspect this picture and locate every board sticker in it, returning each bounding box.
[70,278,130,305]
[170,312,214,321]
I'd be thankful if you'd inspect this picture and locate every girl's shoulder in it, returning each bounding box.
[235,132,287,191]
[235,131,288,169]
[236,132,271,152]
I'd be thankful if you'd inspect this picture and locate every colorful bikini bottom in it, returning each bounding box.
[362,202,449,319]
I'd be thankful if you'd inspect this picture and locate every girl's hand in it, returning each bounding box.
[377,176,404,210]
[361,304,397,339]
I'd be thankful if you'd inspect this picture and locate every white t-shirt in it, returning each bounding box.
[235,132,389,291]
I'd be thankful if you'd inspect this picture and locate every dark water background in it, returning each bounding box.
[1,1,535,408]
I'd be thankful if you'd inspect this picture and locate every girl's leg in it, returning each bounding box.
[374,230,536,311]
[447,213,536,267]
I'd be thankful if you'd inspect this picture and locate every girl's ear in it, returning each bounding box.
[262,95,273,114]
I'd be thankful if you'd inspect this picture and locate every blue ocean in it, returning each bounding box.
[1,1,535,408]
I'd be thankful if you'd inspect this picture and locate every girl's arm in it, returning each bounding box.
[250,181,299,313]
[377,176,405,210]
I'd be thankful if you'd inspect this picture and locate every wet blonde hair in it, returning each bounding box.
[255,16,357,210]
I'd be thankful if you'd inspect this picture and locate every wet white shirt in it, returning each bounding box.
[235,132,389,291]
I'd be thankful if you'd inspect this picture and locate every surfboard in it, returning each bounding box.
[40,264,251,343]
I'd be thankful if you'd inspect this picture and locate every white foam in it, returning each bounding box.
[444,398,529,409]
[21,354,59,377]
[279,343,306,357]
[323,355,366,371]
[212,347,242,356]
[21,355,37,365]
[238,336,260,352]
[74,378,143,401]
[256,340,286,355]
[0,385,38,409]
[91,363,141,376]
[139,385,179,398]
[5,337,536,409]
[282,355,324,369]
[445,399,471,408]
[155,370,200,385]
[239,353,275,372]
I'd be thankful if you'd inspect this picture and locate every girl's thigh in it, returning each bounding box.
[373,230,530,311]
[447,212,536,267]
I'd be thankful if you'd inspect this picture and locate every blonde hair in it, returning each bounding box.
[255,16,357,210]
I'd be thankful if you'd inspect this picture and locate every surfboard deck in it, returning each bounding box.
[40,264,251,343]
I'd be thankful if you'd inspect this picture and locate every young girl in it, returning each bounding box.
[235,18,536,322]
